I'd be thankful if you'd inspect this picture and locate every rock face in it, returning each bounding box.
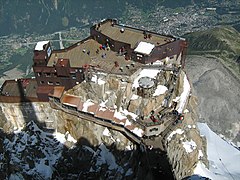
[67,71,171,117]
[0,102,139,179]
[186,55,240,146]
[164,96,208,180]
[0,67,211,179]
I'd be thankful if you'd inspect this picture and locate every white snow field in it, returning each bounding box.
[194,123,240,180]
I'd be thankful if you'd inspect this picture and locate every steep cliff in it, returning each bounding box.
[164,95,209,179]
[0,102,141,179]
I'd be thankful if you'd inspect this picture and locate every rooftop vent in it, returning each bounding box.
[120,28,125,33]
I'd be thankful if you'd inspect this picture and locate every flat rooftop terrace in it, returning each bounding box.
[48,38,142,75]
[0,79,38,98]
[96,20,175,48]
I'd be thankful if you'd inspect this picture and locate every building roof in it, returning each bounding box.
[95,107,115,120]
[77,101,84,111]
[87,103,99,114]
[134,41,155,55]
[113,116,127,126]
[37,86,54,94]
[56,58,69,67]
[48,86,65,98]
[1,79,38,98]
[35,41,49,51]
[96,20,174,48]
[48,38,142,75]
[61,94,81,107]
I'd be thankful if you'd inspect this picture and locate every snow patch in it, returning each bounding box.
[125,119,132,127]
[153,85,168,96]
[133,69,160,88]
[65,131,77,143]
[91,74,106,85]
[131,94,139,100]
[125,168,133,176]
[53,131,66,144]
[3,121,64,179]
[83,99,94,112]
[125,145,133,151]
[198,150,204,159]
[194,123,240,180]
[182,139,197,153]
[172,96,180,102]
[94,144,124,172]
[177,74,191,113]
[121,108,138,120]
[114,111,127,120]
[132,127,144,137]
[167,129,184,142]
[103,128,111,136]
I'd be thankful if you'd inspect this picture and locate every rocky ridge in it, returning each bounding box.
[0,102,138,179]
[164,95,208,179]
[0,67,209,179]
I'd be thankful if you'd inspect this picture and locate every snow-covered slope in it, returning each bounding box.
[194,123,240,180]
[0,121,135,179]
[1,121,66,179]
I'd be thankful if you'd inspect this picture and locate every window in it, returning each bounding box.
[56,82,60,85]
[48,81,54,85]
[37,72,42,77]
[47,47,52,57]
[45,73,51,77]
[150,128,158,132]
[72,75,76,79]
[40,81,44,84]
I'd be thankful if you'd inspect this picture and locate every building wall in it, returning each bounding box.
[33,42,85,95]
[34,67,84,90]
[90,26,133,60]
[0,96,40,103]
[144,40,183,64]
[33,42,51,66]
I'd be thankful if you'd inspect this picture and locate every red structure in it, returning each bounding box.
[32,19,187,101]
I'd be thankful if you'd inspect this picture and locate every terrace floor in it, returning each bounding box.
[0,79,38,98]
[48,38,143,76]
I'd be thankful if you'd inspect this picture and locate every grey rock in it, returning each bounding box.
[185,55,240,145]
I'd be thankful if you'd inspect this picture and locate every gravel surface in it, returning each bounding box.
[185,55,240,146]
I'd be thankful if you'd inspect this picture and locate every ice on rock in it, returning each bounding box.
[182,139,197,153]
[103,128,111,136]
